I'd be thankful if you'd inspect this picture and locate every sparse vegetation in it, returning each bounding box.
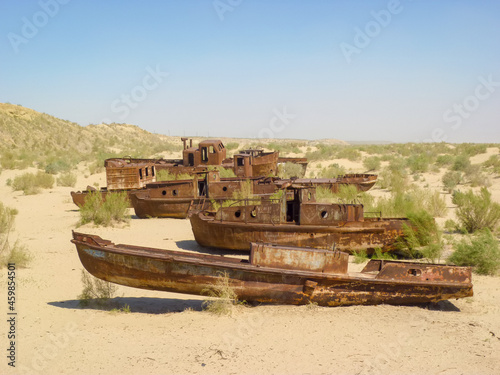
[452,187,500,233]
[0,202,31,267]
[442,170,462,192]
[397,210,443,261]
[448,229,500,275]
[78,191,130,226]
[363,156,381,172]
[57,172,77,187]
[277,162,305,179]
[11,171,55,195]
[202,271,243,315]
[78,270,118,307]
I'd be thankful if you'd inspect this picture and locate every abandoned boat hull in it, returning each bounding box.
[190,212,409,253]
[131,194,196,219]
[71,232,473,306]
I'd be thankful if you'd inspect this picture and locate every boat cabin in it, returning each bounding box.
[181,138,227,167]
[104,158,156,190]
[214,187,365,225]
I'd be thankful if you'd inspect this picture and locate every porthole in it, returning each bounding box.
[235,210,241,218]
[173,189,178,196]
[222,186,227,192]
[162,190,167,196]
[321,210,328,219]
[250,209,257,218]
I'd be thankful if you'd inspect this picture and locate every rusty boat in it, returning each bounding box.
[71,158,157,207]
[190,187,412,253]
[130,171,378,219]
[71,232,473,307]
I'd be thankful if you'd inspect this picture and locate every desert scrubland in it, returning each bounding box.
[1,103,500,374]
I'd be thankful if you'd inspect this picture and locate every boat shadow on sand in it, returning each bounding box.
[48,296,461,315]
[48,297,205,314]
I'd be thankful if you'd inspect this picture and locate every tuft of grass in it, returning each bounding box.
[57,172,77,187]
[452,187,500,233]
[78,270,118,307]
[372,248,396,260]
[448,229,500,275]
[156,169,195,181]
[352,249,368,264]
[202,271,243,315]
[78,191,130,226]
[11,171,55,195]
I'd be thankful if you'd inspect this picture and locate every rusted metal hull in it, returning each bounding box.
[190,212,410,253]
[71,232,473,307]
[131,193,196,219]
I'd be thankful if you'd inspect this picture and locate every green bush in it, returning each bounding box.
[452,187,500,233]
[317,163,346,179]
[406,154,430,174]
[11,171,55,195]
[435,154,454,167]
[57,172,77,187]
[78,270,118,307]
[44,159,72,174]
[79,191,130,226]
[397,210,443,261]
[277,162,305,179]
[442,170,462,192]
[452,155,471,172]
[363,156,381,172]
[448,229,500,275]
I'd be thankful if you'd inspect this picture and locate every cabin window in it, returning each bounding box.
[250,209,257,218]
[201,147,208,162]
[152,166,155,177]
[408,269,422,277]
[139,169,143,179]
[145,167,149,177]
[188,153,194,166]
[321,210,328,219]
[234,210,241,218]
[209,145,216,154]
[173,189,178,196]
[162,190,167,196]
[237,158,244,167]
[222,186,227,192]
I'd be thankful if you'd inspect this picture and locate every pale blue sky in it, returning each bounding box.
[1,0,499,142]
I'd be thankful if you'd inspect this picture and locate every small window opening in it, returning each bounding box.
[173,189,178,196]
[162,190,167,196]
[234,210,241,218]
[321,210,328,219]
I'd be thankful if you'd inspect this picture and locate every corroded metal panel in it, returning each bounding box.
[250,243,348,274]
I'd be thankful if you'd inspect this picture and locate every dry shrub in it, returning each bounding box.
[11,171,55,195]
[78,270,117,307]
[0,202,31,267]
[202,271,242,315]
[57,172,77,187]
[79,191,130,226]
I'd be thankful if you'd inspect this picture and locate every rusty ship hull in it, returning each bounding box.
[71,232,473,307]
[190,212,410,253]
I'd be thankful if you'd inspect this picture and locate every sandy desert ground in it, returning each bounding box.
[1,150,500,375]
